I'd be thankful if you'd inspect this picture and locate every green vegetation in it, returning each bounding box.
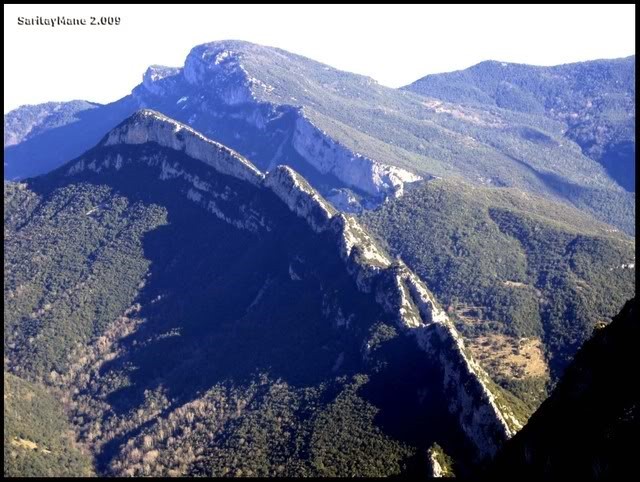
[362,178,635,382]
[4,372,94,477]
[4,181,167,380]
[4,148,472,477]
[308,376,413,477]
[486,297,638,480]
[3,48,636,478]
[6,45,634,232]
[202,42,633,232]
[405,56,636,193]
[4,100,102,180]
[495,376,548,414]
[6,146,632,477]
[428,442,455,477]
[4,100,98,148]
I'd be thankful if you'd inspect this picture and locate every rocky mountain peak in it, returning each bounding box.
[142,65,182,96]
[182,41,257,104]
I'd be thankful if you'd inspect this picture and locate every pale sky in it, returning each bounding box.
[3,4,636,113]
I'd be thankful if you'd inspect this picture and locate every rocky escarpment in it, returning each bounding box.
[265,165,523,460]
[427,444,454,478]
[64,109,520,460]
[138,41,423,205]
[183,44,259,105]
[292,114,422,198]
[102,109,263,185]
[263,165,336,232]
[142,65,182,96]
[65,110,269,233]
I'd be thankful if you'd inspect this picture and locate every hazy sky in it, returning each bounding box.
[3,4,635,113]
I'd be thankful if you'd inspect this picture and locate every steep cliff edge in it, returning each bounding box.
[62,109,522,460]
[152,41,423,203]
[263,164,336,232]
[485,297,638,479]
[101,109,263,185]
[264,164,524,459]
[62,110,270,234]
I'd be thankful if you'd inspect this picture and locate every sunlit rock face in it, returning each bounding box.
[264,155,518,460]
[291,114,422,198]
[102,109,263,185]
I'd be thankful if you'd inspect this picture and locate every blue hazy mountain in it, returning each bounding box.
[4,41,635,233]
[404,56,636,192]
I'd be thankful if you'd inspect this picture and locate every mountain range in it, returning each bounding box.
[4,41,636,477]
[5,41,635,232]
[405,56,636,192]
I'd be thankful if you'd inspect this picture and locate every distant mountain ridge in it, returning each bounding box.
[404,56,636,192]
[4,41,634,233]
[4,100,99,148]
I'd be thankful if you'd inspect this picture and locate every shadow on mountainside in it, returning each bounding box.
[5,99,137,180]
[26,152,474,475]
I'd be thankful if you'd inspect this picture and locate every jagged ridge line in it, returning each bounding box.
[67,111,518,458]
[101,109,264,185]
[264,164,519,459]
[168,44,424,198]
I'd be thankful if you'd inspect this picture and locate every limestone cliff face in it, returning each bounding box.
[427,445,447,478]
[154,42,423,204]
[183,44,257,105]
[67,110,519,460]
[66,110,268,233]
[142,66,182,96]
[102,110,263,186]
[263,165,336,233]
[428,454,444,478]
[7,42,424,207]
[291,114,422,198]
[264,163,521,460]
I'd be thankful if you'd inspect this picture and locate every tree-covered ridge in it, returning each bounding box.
[4,180,168,380]
[405,56,636,192]
[4,97,138,180]
[4,100,98,148]
[361,178,635,405]
[4,146,475,477]
[4,372,94,477]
